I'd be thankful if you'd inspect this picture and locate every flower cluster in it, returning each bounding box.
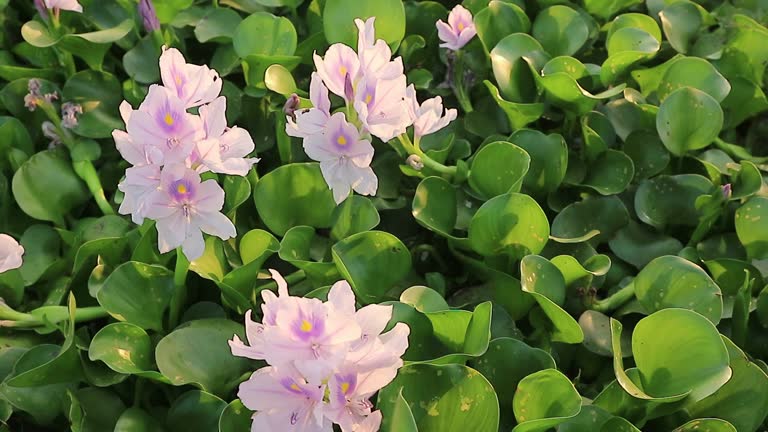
[288,18,457,204]
[0,235,24,274]
[113,48,258,260]
[229,270,410,432]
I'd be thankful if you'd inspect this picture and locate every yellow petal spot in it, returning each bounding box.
[176,183,187,194]
[337,135,348,146]
[341,382,350,394]
[300,320,313,332]
[290,383,301,391]
[364,94,372,104]
[175,74,182,85]
[164,113,174,126]
[339,65,348,77]
[458,22,466,31]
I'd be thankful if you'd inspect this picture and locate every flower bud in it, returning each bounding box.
[34,0,47,18]
[406,154,424,171]
[283,94,300,121]
[138,0,160,33]
[61,102,83,129]
[722,183,732,200]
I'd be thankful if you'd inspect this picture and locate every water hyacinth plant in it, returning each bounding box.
[1,0,768,431]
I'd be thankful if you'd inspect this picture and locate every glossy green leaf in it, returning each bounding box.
[97,262,174,331]
[634,174,713,229]
[735,197,768,260]
[532,6,589,57]
[490,34,549,103]
[609,221,683,268]
[657,57,730,103]
[474,1,530,54]
[412,176,462,239]
[512,368,582,432]
[469,193,550,258]
[657,87,723,156]
[510,129,568,196]
[552,196,629,245]
[233,12,297,58]
[468,141,530,199]
[167,390,227,432]
[324,0,405,48]
[330,195,380,241]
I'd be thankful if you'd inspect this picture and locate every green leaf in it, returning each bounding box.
[379,389,417,432]
[155,319,250,396]
[490,34,549,103]
[471,338,555,409]
[580,149,634,196]
[323,0,405,48]
[688,337,768,432]
[474,1,530,54]
[735,197,768,260]
[469,193,550,259]
[512,369,582,432]
[634,174,713,229]
[254,163,336,236]
[330,195,380,241]
[233,12,297,58]
[218,399,252,432]
[167,390,227,432]
[484,80,545,130]
[264,64,301,96]
[400,286,450,313]
[551,196,629,245]
[609,221,682,268]
[673,419,736,432]
[510,129,568,196]
[659,1,703,54]
[88,323,168,382]
[622,130,670,179]
[584,0,642,20]
[195,8,243,43]
[520,255,584,343]
[532,6,589,57]
[96,262,174,331]
[123,36,161,84]
[468,141,530,199]
[279,226,339,284]
[631,309,731,401]
[12,149,88,226]
[657,87,723,156]
[332,231,411,303]
[114,407,164,432]
[378,364,499,432]
[634,255,722,323]
[657,57,731,103]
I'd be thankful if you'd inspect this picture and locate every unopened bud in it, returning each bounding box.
[343,73,354,102]
[407,154,424,171]
[42,121,61,147]
[138,0,160,33]
[283,94,300,121]
[24,79,42,111]
[61,102,82,129]
[722,183,732,200]
[34,0,47,17]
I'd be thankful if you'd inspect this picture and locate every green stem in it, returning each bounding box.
[150,29,165,50]
[73,160,115,215]
[590,281,635,313]
[168,248,190,330]
[0,306,109,328]
[453,51,474,113]
[397,134,457,176]
[133,378,145,407]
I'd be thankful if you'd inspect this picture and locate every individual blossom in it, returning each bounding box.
[313,44,361,101]
[231,271,410,432]
[125,85,203,165]
[283,94,301,121]
[353,74,410,142]
[159,47,222,108]
[43,0,82,13]
[436,5,476,51]
[405,85,457,140]
[0,235,24,274]
[142,164,236,260]
[191,96,259,176]
[138,0,160,33]
[113,101,164,166]
[24,79,57,112]
[117,164,161,225]
[61,102,82,129]
[355,18,403,82]
[304,112,378,204]
[286,73,331,139]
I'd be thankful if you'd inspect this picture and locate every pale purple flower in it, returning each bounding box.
[239,366,332,432]
[159,47,222,108]
[138,0,160,33]
[286,73,331,139]
[353,74,411,143]
[355,18,403,81]
[34,0,47,17]
[61,102,82,129]
[313,44,361,101]
[114,102,164,166]
[43,0,82,12]
[190,96,258,176]
[125,85,203,165]
[143,164,236,260]
[436,5,476,51]
[284,94,301,121]
[230,274,409,432]
[0,234,24,274]
[117,164,161,225]
[304,112,378,204]
[405,85,457,139]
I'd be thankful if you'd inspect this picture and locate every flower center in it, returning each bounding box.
[339,65,348,77]
[300,320,313,332]
[164,113,174,126]
[290,383,301,392]
[337,135,348,146]
[458,22,466,31]
[365,93,372,104]
[341,382,350,394]
[176,183,187,194]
